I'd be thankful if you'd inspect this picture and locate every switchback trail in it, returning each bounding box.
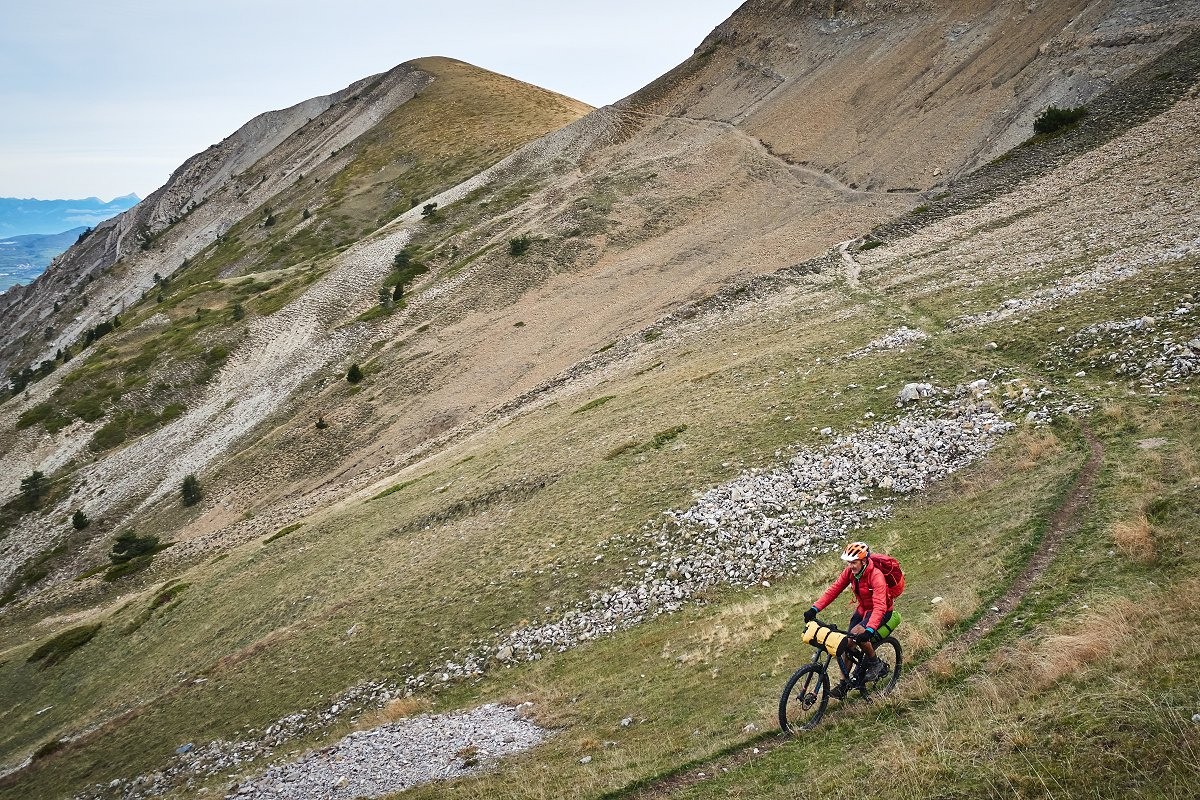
[609,107,920,199]
[608,421,1105,800]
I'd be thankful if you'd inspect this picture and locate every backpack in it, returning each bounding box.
[870,553,905,599]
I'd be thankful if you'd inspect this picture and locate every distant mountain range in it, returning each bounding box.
[0,227,90,292]
[0,194,139,238]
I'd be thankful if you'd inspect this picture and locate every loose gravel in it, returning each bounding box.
[844,326,930,359]
[1040,296,1199,393]
[233,704,545,800]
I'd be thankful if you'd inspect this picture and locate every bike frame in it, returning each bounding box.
[781,617,902,734]
[809,618,866,685]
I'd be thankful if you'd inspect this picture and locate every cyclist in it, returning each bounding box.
[802,541,893,698]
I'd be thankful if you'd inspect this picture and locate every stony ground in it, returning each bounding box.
[76,705,545,800]
[66,381,1037,799]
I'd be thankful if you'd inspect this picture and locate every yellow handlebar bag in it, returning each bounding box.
[802,620,848,656]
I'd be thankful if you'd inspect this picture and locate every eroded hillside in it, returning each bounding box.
[1,2,1199,798]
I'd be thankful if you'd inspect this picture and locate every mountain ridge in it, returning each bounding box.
[1,3,1198,797]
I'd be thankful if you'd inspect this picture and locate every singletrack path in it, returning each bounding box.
[938,421,1104,655]
[613,421,1105,800]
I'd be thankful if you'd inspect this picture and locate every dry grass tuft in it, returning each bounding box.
[1015,428,1062,470]
[898,621,941,658]
[1026,598,1135,689]
[893,670,932,701]
[1111,513,1155,561]
[925,651,957,679]
[354,696,429,729]
[500,682,574,729]
[576,737,601,753]
[933,599,967,630]
[1101,401,1126,420]
[660,595,789,666]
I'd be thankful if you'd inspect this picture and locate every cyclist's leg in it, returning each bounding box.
[849,610,877,660]
[829,654,852,699]
[862,611,893,680]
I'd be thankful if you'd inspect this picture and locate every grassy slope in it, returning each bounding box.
[3,60,1199,800]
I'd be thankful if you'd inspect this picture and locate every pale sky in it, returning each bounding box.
[0,0,744,202]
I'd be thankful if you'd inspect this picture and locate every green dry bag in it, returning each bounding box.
[876,610,902,639]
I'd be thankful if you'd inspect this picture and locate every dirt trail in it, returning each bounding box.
[614,422,1105,800]
[611,108,912,199]
[837,239,862,287]
[940,422,1104,654]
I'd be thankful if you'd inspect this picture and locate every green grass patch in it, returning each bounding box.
[606,424,688,460]
[369,474,433,502]
[573,395,617,414]
[26,624,101,669]
[264,524,303,543]
[16,403,72,433]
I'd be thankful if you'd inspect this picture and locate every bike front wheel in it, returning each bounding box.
[778,664,829,734]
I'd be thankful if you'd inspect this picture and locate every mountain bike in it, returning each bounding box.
[778,617,902,733]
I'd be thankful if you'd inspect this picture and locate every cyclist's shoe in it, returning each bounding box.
[829,679,849,700]
[864,657,889,682]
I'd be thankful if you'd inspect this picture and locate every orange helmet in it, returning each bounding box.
[840,541,870,562]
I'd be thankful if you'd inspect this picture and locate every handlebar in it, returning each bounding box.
[810,617,867,650]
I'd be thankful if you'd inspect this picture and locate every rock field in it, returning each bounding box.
[1040,297,1199,392]
[75,704,545,800]
[230,704,544,800]
[474,385,1015,676]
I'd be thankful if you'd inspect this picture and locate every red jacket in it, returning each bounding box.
[814,556,893,630]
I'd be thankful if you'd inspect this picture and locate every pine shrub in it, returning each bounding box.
[1033,105,1088,135]
[181,474,202,506]
[509,234,533,257]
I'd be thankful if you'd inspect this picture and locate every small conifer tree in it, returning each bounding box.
[110,530,159,563]
[346,363,364,384]
[71,510,90,530]
[509,234,533,256]
[20,471,49,510]
[1033,105,1088,135]
[181,474,202,506]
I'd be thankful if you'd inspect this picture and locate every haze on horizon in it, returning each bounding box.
[1,0,741,203]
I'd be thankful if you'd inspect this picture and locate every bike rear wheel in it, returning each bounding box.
[860,637,902,697]
[778,664,829,733]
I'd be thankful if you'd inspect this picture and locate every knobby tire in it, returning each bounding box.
[778,664,829,734]
[859,636,902,699]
